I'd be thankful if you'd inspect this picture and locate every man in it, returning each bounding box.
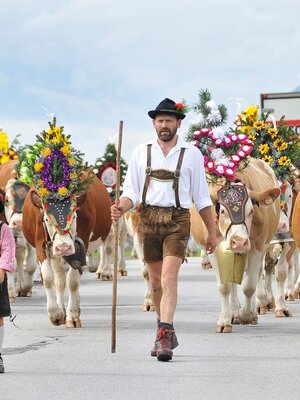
[0,198,16,373]
[111,98,217,362]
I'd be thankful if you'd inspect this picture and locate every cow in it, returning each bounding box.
[22,173,112,327]
[0,160,37,300]
[292,192,300,249]
[190,158,280,333]
[125,204,154,311]
[86,215,128,280]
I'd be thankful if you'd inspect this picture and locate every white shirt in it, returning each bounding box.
[121,135,212,212]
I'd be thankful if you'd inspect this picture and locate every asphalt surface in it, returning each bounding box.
[2,257,300,400]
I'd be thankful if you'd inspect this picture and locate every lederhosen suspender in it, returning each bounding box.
[142,144,186,208]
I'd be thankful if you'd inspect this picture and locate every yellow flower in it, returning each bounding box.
[241,105,259,122]
[253,121,265,131]
[268,128,278,139]
[278,156,291,166]
[69,172,77,180]
[41,147,52,157]
[60,145,71,156]
[51,137,60,145]
[247,133,257,142]
[58,187,69,196]
[37,179,44,187]
[240,125,252,134]
[39,188,50,197]
[34,162,44,172]
[68,158,76,166]
[274,139,288,151]
[259,143,270,155]
[13,154,19,160]
[262,155,273,164]
[0,155,11,164]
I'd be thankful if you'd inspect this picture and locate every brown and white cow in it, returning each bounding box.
[190,158,280,333]
[292,192,300,249]
[22,173,112,327]
[0,160,37,300]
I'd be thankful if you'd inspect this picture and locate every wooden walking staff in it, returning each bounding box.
[111,120,123,353]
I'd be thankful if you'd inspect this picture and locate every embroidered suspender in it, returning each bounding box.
[142,144,186,208]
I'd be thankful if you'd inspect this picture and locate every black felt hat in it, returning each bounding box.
[148,98,186,120]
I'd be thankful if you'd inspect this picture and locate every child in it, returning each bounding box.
[0,198,16,373]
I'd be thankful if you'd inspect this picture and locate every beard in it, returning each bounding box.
[157,128,177,142]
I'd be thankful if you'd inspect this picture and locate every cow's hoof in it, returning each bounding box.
[251,316,258,325]
[257,306,267,315]
[286,293,295,301]
[95,272,101,279]
[143,303,154,312]
[232,316,240,325]
[275,310,291,318]
[118,270,128,277]
[9,297,16,303]
[216,325,232,333]
[66,319,81,328]
[201,262,212,270]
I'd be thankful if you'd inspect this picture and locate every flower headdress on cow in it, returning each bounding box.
[185,89,253,184]
[0,128,20,165]
[93,142,127,200]
[236,105,300,180]
[20,117,87,201]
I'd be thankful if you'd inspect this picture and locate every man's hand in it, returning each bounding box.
[0,269,5,284]
[205,232,218,255]
[111,204,124,221]
[110,197,134,221]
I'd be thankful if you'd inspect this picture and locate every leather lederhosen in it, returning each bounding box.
[142,144,186,208]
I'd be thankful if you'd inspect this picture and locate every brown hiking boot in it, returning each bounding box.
[152,328,174,362]
[151,327,178,357]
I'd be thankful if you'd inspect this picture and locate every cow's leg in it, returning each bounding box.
[65,267,81,328]
[7,269,16,302]
[96,232,113,280]
[200,249,212,270]
[17,244,37,297]
[87,250,100,273]
[238,250,262,324]
[285,250,296,301]
[142,263,154,311]
[293,250,300,297]
[117,219,128,276]
[40,259,65,325]
[257,249,277,313]
[210,254,232,333]
[274,242,293,317]
[230,283,241,324]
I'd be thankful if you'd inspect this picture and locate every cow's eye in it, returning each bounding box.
[249,209,254,216]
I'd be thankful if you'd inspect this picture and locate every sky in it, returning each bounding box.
[1,0,300,164]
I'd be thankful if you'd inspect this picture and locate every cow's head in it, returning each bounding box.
[4,179,31,235]
[212,182,280,253]
[276,181,293,234]
[30,190,87,257]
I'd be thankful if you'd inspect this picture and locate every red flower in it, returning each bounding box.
[175,103,184,109]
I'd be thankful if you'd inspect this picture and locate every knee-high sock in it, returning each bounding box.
[0,325,4,354]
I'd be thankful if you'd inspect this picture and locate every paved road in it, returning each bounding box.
[2,258,300,400]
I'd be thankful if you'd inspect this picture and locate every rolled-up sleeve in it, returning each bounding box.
[121,148,142,208]
[191,149,213,212]
[0,223,16,273]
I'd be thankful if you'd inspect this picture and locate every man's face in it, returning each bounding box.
[153,114,181,142]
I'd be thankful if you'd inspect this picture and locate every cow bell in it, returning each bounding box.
[216,241,247,285]
[62,236,86,274]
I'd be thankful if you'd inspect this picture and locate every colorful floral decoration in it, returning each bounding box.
[20,117,87,200]
[174,100,189,116]
[185,89,253,184]
[237,105,300,180]
[0,128,20,165]
[93,142,127,199]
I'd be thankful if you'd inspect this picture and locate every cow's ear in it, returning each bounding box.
[250,188,280,205]
[76,191,87,208]
[30,190,42,209]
